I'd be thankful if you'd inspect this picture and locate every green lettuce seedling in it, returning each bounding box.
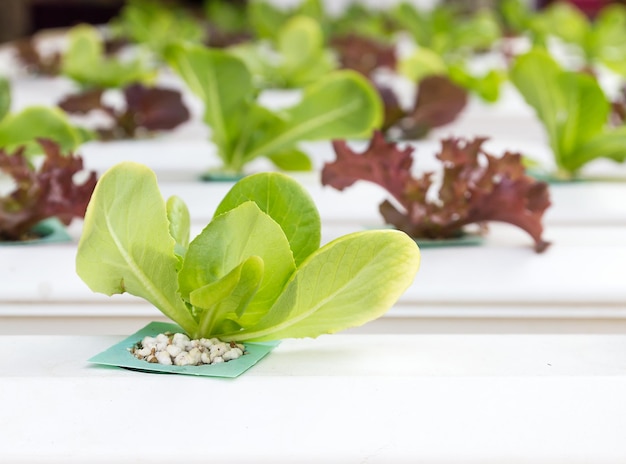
[534,3,626,76]
[248,0,327,42]
[391,3,502,57]
[393,3,505,103]
[497,0,551,45]
[0,78,90,154]
[112,0,206,58]
[76,163,420,341]
[165,42,381,176]
[229,15,337,89]
[399,45,505,104]
[511,48,626,178]
[62,24,156,89]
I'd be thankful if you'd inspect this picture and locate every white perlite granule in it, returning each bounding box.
[131,332,246,366]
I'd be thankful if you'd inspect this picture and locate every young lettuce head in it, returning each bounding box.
[164,42,382,176]
[76,163,420,341]
[0,78,91,155]
[511,48,626,178]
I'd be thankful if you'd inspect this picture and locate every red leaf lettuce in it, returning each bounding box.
[0,139,97,241]
[380,75,468,140]
[58,84,190,140]
[322,132,551,252]
[330,34,396,78]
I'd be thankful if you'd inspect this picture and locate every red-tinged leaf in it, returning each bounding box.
[57,84,190,140]
[0,139,97,241]
[377,84,405,132]
[104,37,129,56]
[322,132,551,252]
[58,89,107,115]
[610,85,626,127]
[330,34,396,77]
[123,83,190,131]
[378,76,467,140]
[399,75,468,140]
[453,150,552,253]
[12,37,61,76]
[324,131,416,205]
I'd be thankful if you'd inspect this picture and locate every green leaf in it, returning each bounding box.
[0,78,10,122]
[166,195,190,260]
[227,43,277,88]
[190,255,264,337]
[590,5,626,75]
[511,48,622,176]
[179,201,296,326]
[499,0,534,35]
[77,163,420,341]
[278,16,324,74]
[167,46,380,174]
[448,66,504,103]
[555,72,609,167]
[275,15,335,87]
[63,24,100,71]
[542,2,589,47]
[62,24,156,88]
[204,1,248,34]
[391,3,430,47]
[286,70,383,138]
[0,106,91,153]
[116,0,205,56]
[213,172,321,266]
[398,48,447,82]
[248,70,381,160]
[267,148,312,171]
[295,0,325,22]
[221,230,420,341]
[568,128,626,172]
[510,49,564,157]
[248,1,289,41]
[76,162,198,335]
[452,9,501,52]
[164,43,254,161]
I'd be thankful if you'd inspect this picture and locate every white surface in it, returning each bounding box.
[2,222,624,335]
[1,334,626,463]
[153,177,626,227]
[4,302,626,335]
[1,225,625,306]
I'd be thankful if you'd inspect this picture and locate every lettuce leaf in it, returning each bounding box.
[58,84,190,140]
[223,230,419,342]
[330,33,396,78]
[12,36,62,76]
[0,78,9,123]
[62,24,156,89]
[322,132,551,253]
[112,0,205,57]
[379,75,468,140]
[228,15,336,89]
[76,162,198,334]
[76,164,420,340]
[0,139,97,241]
[213,172,321,266]
[165,42,381,175]
[0,106,91,155]
[536,2,626,75]
[511,48,626,176]
[390,3,501,56]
